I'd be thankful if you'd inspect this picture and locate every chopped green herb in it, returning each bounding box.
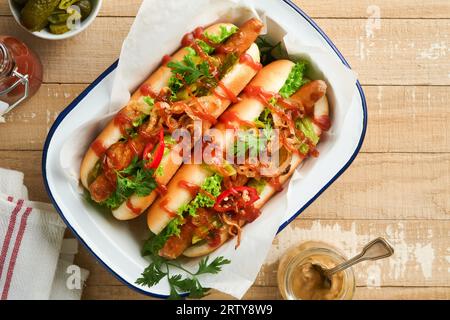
[132,114,149,128]
[155,165,164,177]
[168,48,212,86]
[143,96,154,109]
[255,108,274,128]
[167,47,216,99]
[100,157,157,210]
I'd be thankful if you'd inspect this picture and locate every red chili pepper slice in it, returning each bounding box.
[144,129,165,169]
[214,186,259,212]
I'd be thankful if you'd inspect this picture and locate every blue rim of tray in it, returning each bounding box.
[42,0,368,299]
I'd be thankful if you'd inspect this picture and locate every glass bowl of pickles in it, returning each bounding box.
[8,0,103,40]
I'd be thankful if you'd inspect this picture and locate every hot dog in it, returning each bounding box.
[145,59,331,259]
[80,19,264,219]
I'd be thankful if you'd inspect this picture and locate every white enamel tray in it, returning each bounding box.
[43,0,367,298]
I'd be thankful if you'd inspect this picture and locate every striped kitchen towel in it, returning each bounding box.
[0,168,88,299]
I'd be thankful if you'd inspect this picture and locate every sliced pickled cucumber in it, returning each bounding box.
[49,23,70,35]
[21,0,61,31]
[77,0,92,21]
[47,12,70,25]
[58,0,80,10]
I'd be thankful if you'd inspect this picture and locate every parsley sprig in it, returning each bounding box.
[234,125,274,159]
[101,157,157,209]
[136,254,230,299]
[168,48,212,85]
[167,48,216,99]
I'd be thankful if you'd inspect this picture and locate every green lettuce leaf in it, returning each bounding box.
[279,61,308,98]
[205,25,238,44]
[178,174,223,217]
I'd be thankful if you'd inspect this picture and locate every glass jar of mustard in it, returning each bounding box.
[278,241,355,300]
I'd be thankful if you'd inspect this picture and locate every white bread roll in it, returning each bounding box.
[147,60,296,232]
[183,96,329,257]
[80,22,263,220]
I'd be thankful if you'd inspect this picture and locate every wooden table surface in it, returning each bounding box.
[0,0,449,300]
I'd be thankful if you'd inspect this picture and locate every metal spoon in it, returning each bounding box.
[313,237,394,288]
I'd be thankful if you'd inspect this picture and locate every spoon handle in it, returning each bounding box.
[324,237,394,277]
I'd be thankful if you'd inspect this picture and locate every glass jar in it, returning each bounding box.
[278,241,355,300]
[0,36,43,115]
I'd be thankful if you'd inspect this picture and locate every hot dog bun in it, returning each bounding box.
[80,23,237,189]
[111,42,261,220]
[183,96,329,258]
[80,21,264,220]
[147,60,296,232]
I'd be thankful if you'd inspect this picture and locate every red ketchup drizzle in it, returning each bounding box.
[269,177,283,192]
[277,97,301,111]
[214,81,238,103]
[156,183,168,196]
[191,41,209,61]
[207,229,222,248]
[240,206,261,223]
[161,55,172,66]
[314,115,331,132]
[190,97,218,124]
[193,27,205,40]
[239,53,262,71]
[159,198,177,217]
[215,45,233,55]
[140,83,157,98]
[181,26,209,47]
[91,139,107,157]
[178,180,200,196]
[220,110,256,129]
[181,32,195,47]
[126,199,141,215]
[243,85,276,104]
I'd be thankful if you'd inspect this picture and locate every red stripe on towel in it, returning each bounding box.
[0,200,24,279]
[1,206,33,300]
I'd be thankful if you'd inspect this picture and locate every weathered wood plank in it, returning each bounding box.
[256,219,450,287]
[2,1,450,18]
[1,85,449,153]
[362,86,450,153]
[0,152,448,220]
[0,84,82,150]
[81,285,450,300]
[0,17,449,85]
[205,286,450,300]
[73,219,450,288]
